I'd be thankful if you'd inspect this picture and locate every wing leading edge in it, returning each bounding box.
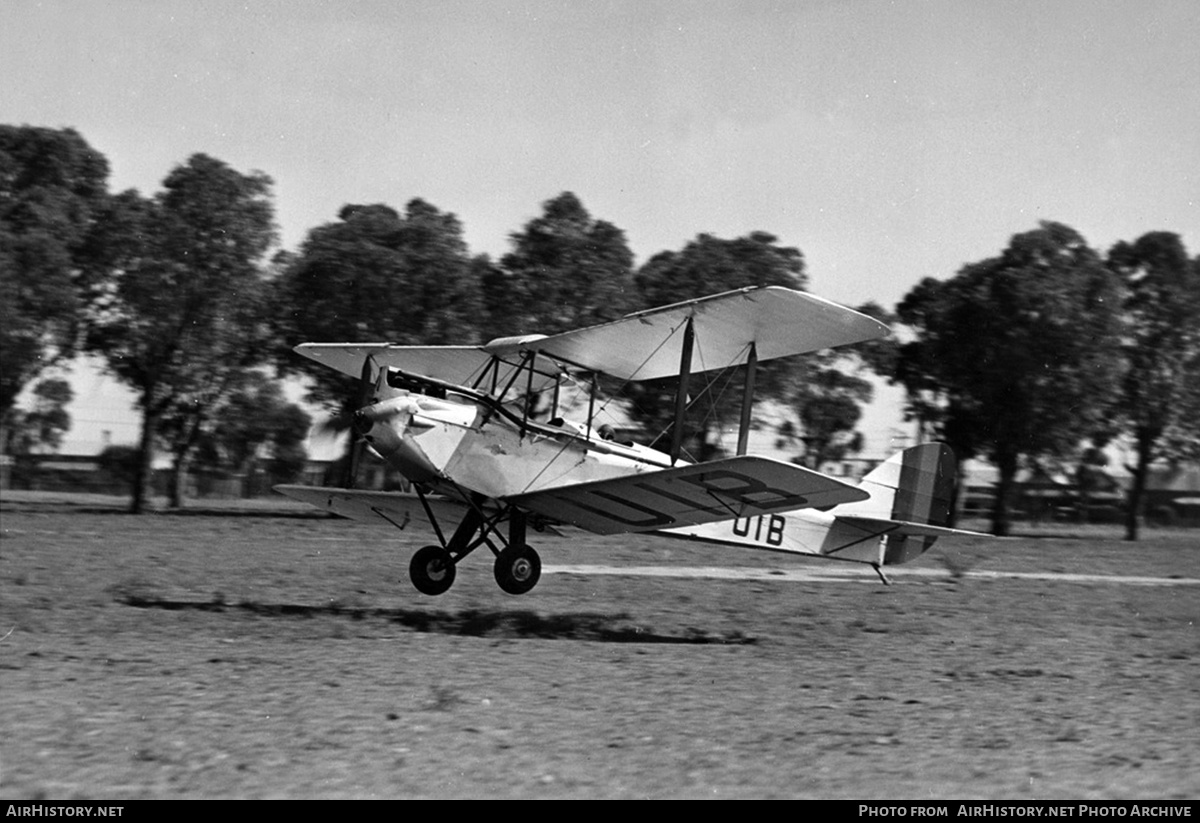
[507,456,869,535]
[292,343,562,393]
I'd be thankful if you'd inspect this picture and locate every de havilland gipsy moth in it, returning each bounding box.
[277,286,982,595]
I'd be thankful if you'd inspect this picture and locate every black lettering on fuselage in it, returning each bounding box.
[730,514,787,546]
[766,513,785,545]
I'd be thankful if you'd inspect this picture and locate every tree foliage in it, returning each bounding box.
[785,299,901,469]
[85,154,277,512]
[792,363,873,469]
[488,192,636,337]
[274,199,481,410]
[0,126,111,422]
[2,377,74,454]
[894,221,1125,535]
[195,371,312,488]
[153,281,279,507]
[1107,232,1200,539]
[635,230,807,306]
[848,300,900,379]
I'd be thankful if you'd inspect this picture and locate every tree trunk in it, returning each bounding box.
[242,458,258,499]
[1124,434,1154,541]
[991,450,1019,537]
[131,402,158,514]
[1077,474,1091,525]
[168,451,190,509]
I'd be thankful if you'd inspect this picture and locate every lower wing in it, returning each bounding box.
[506,456,868,535]
[275,485,465,532]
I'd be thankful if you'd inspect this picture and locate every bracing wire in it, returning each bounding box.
[644,341,753,457]
[514,323,757,491]
[516,315,694,493]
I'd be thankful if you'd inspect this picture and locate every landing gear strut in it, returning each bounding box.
[405,491,542,596]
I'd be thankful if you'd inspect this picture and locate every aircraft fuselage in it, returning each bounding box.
[358,385,673,500]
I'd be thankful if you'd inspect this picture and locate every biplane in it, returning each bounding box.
[276,286,980,595]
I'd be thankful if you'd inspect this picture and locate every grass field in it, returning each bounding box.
[1,491,1197,799]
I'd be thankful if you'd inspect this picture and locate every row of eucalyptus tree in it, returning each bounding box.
[893,222,1200,538]
[3,127,879,512]
[5,125,1196,538]
[2,127,304,510]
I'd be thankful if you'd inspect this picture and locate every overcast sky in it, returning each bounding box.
[5,0,1198,455]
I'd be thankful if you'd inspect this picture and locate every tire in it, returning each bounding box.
[493,543,541,595]
[410,545,456,595]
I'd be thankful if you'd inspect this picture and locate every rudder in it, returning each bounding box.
[890,443,956,526]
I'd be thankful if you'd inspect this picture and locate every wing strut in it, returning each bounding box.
[736,342,757,456]
[670,316,695,465]
[521,350,537,432]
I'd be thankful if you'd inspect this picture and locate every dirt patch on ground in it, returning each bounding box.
[1,494,1197,799]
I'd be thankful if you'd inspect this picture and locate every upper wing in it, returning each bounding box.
[507,456,869,535]
[293,287,888,386]
[497,286,890,380]
[293,343,562,393]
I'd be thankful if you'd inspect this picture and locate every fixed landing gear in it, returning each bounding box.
[405,494,542,596]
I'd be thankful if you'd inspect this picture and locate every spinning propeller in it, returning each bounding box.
[346,356,383,488]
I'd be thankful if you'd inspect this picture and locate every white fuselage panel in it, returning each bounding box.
[366,389,672,499]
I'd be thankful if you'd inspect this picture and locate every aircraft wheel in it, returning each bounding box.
[494,544,541,595]
[410,545,456,595]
